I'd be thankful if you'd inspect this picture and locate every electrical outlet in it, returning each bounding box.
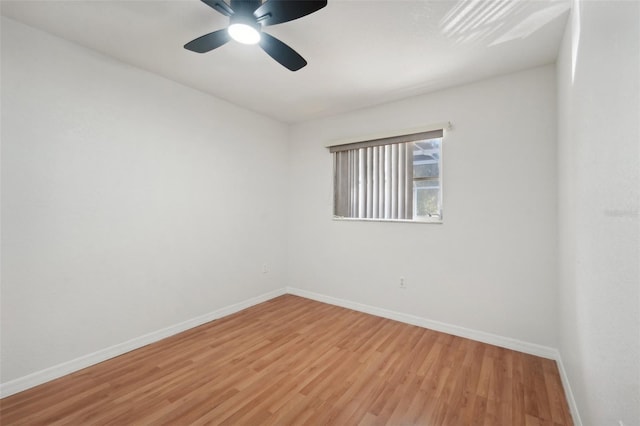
[399,277,406,289]
[262,263,268,274]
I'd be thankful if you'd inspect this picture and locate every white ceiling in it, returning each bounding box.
[1,0,570,123]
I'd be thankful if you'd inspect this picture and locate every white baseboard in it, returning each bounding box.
[0,288,287,398]
[553,350,583,426]
[286,287,557,359]
[1,285,582,426]
[286,287,584,423]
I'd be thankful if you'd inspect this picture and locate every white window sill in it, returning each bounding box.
[332,216,443,224]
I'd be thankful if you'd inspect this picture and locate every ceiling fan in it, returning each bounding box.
[184,0,327,71]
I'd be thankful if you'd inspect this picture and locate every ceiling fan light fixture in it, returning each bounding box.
[185,0,328,70]
[228,22,261,45]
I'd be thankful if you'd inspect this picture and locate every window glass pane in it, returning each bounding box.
[414,180,440,217]
[414,139,440,151]
[414,162,439,178]
[413,139,441,178]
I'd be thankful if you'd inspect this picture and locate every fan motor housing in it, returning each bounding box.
[230,0,262,17]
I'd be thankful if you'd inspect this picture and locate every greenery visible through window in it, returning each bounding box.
[330,129,443,222]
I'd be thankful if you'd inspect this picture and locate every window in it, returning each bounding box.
[330,129,443,222]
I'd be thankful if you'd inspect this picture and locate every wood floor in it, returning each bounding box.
[0,295,573,425]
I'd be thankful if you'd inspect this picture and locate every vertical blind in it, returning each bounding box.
[331,129,443,220]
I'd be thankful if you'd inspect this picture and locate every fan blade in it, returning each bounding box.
[259,32,307,71]
[202,0,234,17]
[184,29,230,53]
[254,0,327,26]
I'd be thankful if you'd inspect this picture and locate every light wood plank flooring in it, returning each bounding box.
[0,295,573,425]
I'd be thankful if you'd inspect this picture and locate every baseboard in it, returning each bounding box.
[0,287,287,398]
[1,285,582,426]
[286,287,585,422]
[286,287,558,359]
[553,350,583,426]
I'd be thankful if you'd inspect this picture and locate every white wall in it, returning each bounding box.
[7,6,638,422]
[0,17,288,383]
[287,65,559,348]
[557,1,640,424]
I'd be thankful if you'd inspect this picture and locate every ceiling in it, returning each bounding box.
[1,0,570,123]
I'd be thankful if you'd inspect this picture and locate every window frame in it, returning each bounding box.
[411,138,444,222]
[328,124,449,224]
